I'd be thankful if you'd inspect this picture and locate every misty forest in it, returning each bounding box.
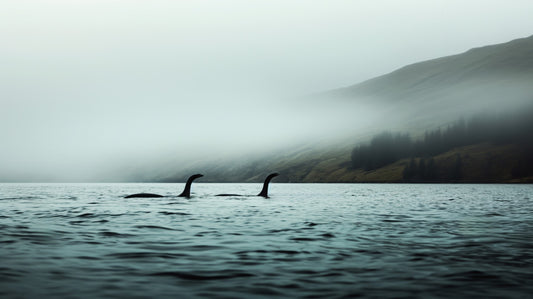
[351,107,533,182]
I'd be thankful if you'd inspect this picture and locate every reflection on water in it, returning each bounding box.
[1,183,533,298]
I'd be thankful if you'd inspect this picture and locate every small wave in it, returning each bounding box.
[36,213,71,219]
[352,249,383,255]
[443,270,502,282]
[150,270,255,280]
[0,196,40,201]
[158,211,191,216]
[134,225,176,231]
[194,231,222,237]
[0,267,29,282]
[69,221,86,225]
[6,231,58,245]
[268,228,296,233]
[77,256,100,260]
[268,225,315,234]
[290,237,321,242]
[484,212,504,217]
[98,231,136,238]
[174,245,226,252]
[291,233,335,241]
[77,213,97,218]
[77,212,126,218]
[106,252,186,259]
[236,249,306,256]
[165,201,188,205]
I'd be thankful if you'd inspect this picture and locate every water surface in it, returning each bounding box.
[1,183,532,298]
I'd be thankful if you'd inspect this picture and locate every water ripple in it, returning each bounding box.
[151,270,255,280]
[1,183,532,298]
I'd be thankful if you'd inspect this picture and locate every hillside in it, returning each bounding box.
[320,35,533,131]
[147,35,533,183]
[328,34,533,102]
[277,143,533,184]
[155,139,533,184]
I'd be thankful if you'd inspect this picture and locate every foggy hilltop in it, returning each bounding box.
[143,35,533,184]
[322,34,533,130]
[331,34,533,101]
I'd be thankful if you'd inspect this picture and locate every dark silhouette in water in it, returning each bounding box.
[124,174,203,199]
[217,173,279,198]
[257,173,279,197]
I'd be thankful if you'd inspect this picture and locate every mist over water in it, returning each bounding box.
[0,88,382,182]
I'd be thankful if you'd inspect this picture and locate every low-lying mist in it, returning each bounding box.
[2,71,532,182]
[0,85,386,182]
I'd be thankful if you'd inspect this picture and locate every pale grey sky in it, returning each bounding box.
[1,0,533,181]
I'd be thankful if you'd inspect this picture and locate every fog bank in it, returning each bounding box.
[2,1,533,181]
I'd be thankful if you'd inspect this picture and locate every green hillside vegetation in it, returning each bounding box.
[157,121,533,184]
[267,108,533,183]
[265,142,532,184]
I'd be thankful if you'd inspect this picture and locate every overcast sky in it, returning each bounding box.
[1,0,533,181]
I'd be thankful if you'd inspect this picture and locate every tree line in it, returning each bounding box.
[351,106,533,174]
[402,155,463,182]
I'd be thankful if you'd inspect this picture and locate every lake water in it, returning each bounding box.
[1,183,532,298]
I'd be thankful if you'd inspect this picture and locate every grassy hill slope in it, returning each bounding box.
[270,143,533,183]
